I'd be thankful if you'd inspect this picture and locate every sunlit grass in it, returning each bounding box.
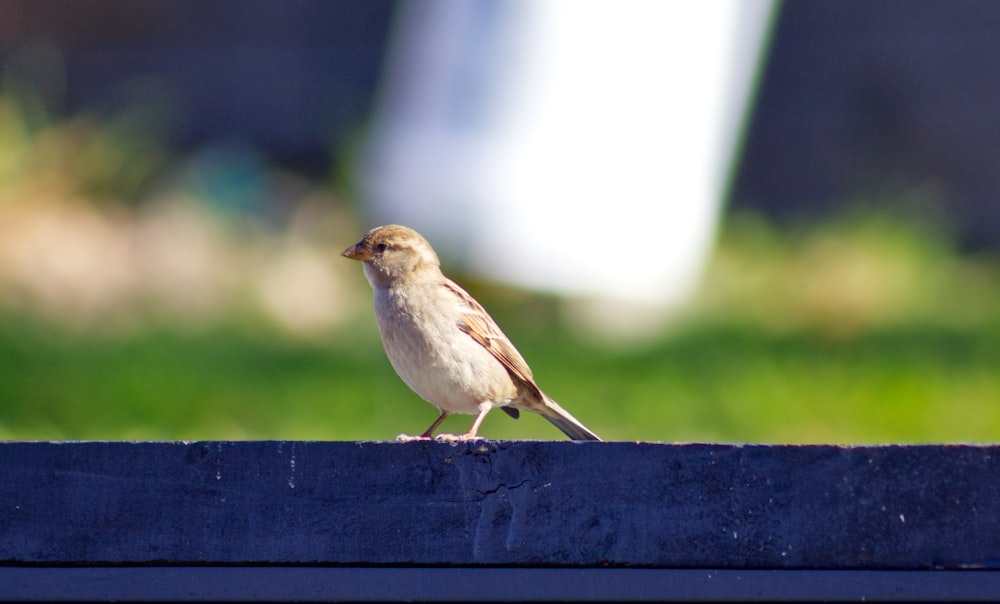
[2,202,998,444]
[3,226,1000,444]
[0,87,998,444]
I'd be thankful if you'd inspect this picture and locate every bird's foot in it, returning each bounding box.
[434,432,485,443]
[395,433,433,443]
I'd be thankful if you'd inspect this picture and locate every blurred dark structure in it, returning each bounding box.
[0,0,395,177]
[4,1,1000,248]
[731,0,1000,249]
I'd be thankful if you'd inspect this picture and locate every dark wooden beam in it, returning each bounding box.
[2,567,1000,602]
[1,441,999,600]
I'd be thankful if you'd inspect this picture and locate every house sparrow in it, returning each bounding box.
[342,225,601,442]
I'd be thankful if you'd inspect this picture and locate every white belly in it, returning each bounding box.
[373,287,515,415]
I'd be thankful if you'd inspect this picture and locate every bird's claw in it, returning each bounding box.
[395,433,432,443]
[434,433,485,443]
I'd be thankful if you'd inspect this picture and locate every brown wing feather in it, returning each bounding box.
[445,281,600,440]
[445,280,543,400]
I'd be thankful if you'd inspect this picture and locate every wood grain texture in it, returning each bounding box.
[1,441,999,568]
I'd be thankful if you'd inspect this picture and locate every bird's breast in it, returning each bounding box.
[373,286,516,413]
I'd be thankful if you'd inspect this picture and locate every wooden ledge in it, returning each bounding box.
[2,441,999,600]
[2,441,998,568]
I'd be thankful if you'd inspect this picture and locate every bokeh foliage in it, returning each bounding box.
[1,90,999,444]
[2,211,999,444]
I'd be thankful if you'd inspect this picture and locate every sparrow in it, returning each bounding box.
[341,225,601,442]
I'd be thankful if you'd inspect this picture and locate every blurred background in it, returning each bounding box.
[1,0,999,443]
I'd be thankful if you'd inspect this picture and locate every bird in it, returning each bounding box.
[341,225,601,442]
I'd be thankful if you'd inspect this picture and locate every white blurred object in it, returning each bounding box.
[359,0,774,316]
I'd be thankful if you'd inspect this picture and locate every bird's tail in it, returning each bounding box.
[541,395,602,441]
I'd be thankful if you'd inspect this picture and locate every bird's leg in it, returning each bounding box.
[395,410,450,443]
[435,403,491,442]
[421,410,452,437]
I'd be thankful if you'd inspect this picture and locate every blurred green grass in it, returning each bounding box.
[1,89,999,443]
[2,314,999,443]
[2,207,999,444]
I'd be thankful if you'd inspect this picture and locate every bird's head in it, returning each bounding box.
[341,224,441,288]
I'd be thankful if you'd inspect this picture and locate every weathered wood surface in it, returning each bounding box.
[2,567,1000,602]
[1,441,999,568]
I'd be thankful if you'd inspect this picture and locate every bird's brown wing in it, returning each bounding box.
[445,280,601,440]
[445,280,543,404]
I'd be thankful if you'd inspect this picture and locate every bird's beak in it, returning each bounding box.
[341,242,373,261]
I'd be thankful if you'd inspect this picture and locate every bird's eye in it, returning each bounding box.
[375,242,389,253]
